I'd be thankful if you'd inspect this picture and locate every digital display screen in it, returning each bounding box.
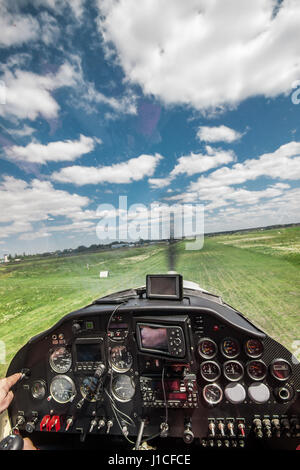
[76,343,101,362]
[146,274,183,300]
[149,276,177,296]
[139,325,168,352]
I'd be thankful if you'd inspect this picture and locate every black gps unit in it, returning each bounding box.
[146,274,183,300]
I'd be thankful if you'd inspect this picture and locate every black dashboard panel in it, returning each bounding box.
[6,286,300,450]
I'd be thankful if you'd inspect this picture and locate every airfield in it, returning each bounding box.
[0,226,299,376]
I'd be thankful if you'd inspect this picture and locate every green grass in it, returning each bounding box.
[1,227,299,377]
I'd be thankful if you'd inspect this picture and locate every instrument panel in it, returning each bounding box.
[6,290,300,450]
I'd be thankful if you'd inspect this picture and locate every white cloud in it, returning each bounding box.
[0,3,40,48]
[0,61,79,121]
[171,146,236,177]
[148,177,172,189]
[97,0,300,112]
[0,176,90,239]
[189,141,300,193]
[6,124,36,137]
[197,125,243,143]
[5,134,100,164]
[52,153,163,185]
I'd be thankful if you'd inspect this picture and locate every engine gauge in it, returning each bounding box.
[200,361,221,382]
[223,360,244,381]
[203,383,223,405]
[110,345,133,373]
[80,376,102,402]
[112,375,135,403]
[31,380,46,400]
[246,360,267,381]
[198,338,218,359]
[50,375,76,404]
[220,338,240,359]
[245,339,264,358]
[49,346,72,373]
[224,383,246,404]
[270,359,292,381]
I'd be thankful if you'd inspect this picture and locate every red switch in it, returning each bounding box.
[47,415,61,432]
[40,415,51,431]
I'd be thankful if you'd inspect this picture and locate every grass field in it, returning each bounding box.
[0,226,299,377]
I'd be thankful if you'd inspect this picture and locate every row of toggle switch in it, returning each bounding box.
[208,418,245,439]
[252,416,300,439]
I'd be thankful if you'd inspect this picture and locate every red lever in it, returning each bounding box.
[47,415,61,432]
[40,415,51,431]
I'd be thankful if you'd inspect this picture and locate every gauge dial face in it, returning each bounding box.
[221,338,240,359]
[246,360,267,381]
[223,360,244,381]
[270,359,292,381]
[50,375,76,404]
[112,375,135,403]
[198,338,218,359]
[31,380,46,400]
[203,383,223,405]
[245,339,264,358]
[200,361,221,382]
[49,347,72,373]
[80,376,102,402]
[110,345,133,373]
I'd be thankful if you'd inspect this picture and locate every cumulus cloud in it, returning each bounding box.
[6,124,36,137]
[197,125,243,143]
[0,3,40,48]
[5,134,100,164]
[171,147,236,177]
[189,141,300,193]
[148,177,173,189]
[97,0,300,112]
[0,61,79,121]
[0,176,92,239]
[52,153,163,185]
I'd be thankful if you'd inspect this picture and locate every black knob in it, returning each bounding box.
[0,434,24,450]
[25,421,36,433]
[183,427,194,444]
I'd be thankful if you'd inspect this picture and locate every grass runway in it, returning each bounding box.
[0,226,299,376]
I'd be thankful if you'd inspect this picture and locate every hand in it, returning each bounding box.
[23,438,37,451]
[0,373,21,414]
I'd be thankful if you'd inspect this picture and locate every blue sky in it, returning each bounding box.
[0,0,300,255]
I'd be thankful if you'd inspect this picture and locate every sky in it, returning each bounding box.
[0,0,300,255]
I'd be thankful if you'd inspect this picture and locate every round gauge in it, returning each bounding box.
[225,383,246,404]
[110,345,133,373]
[223,361,244,382]
[247,360,267,381]
[270,359,292,381]
[245,339,264,358]
[80,376,102,402]
[200,361,221,382]
[112,375,135,403]
[202,383,223,405]
[31,380,46,400]
[248,382,270,404]
[198,338,218,359]
[49,347,72,373]
[50,375,76,404]
[220,338,240,359]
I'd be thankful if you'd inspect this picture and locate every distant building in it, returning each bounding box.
[4,254,10,263]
